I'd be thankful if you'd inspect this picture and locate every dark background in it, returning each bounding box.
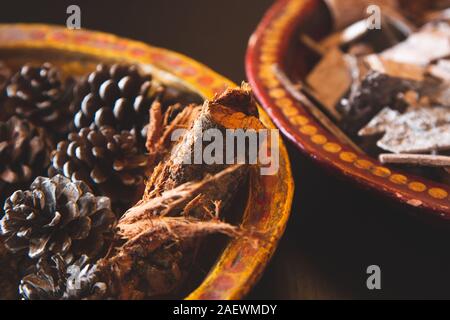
[2,0,450,299]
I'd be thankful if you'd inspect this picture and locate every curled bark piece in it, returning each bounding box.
[145,83,262,200]
[82,84,263,299]
[145,100,164,157]
[123,165,247,224]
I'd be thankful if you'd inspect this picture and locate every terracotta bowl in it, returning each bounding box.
[246,0,450,221]
[0,23,294,299]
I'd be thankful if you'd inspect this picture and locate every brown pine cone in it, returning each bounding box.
[72,64,166,145]
[0,116,54,208]
[2,63,74,136]
[19,254,101,300]
[0,175,117,260]
[19,254,67,300]
[49,126,148,213]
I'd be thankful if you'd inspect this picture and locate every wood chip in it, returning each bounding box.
[374,106,450,153]
[381,22,450,66]
[306,48,352,119]
[358,107,401,136]
[364,54,426,81]
[360,105,450,154]
[428,59,450,82]
[320,20,369,50]
[380,153,450,167]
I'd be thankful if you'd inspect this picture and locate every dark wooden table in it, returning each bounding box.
[3,0,450,300]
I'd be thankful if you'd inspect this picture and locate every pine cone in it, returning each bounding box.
[0,175,117,260]
[72,63,165,145]
[19,254,101,300]
[0,116,54,208]
[49,126,148,213]
[19,254,67,300]
[2,63,74,136]
[19,254,106,300]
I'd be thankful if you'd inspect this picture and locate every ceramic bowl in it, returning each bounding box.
[0,23,294,299]
[246,0,450,221]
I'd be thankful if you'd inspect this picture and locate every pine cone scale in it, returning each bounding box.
[59,201,80,227]
[29,235,51,258]
[68,216,92,240]
[77,193,96,217]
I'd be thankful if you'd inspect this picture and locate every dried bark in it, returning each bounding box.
[145,83,262,205]
[90,216,242,299]
[80,84,263,299]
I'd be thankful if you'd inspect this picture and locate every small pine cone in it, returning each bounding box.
[19,254,102,300]
[3,63,74,136]
[0,175,117,260]
[49,126,148,212]
[0,116,54,208]
[73,63,165,144]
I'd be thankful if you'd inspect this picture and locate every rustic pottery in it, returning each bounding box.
[0,23,294,299]
[246,0,450,220]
